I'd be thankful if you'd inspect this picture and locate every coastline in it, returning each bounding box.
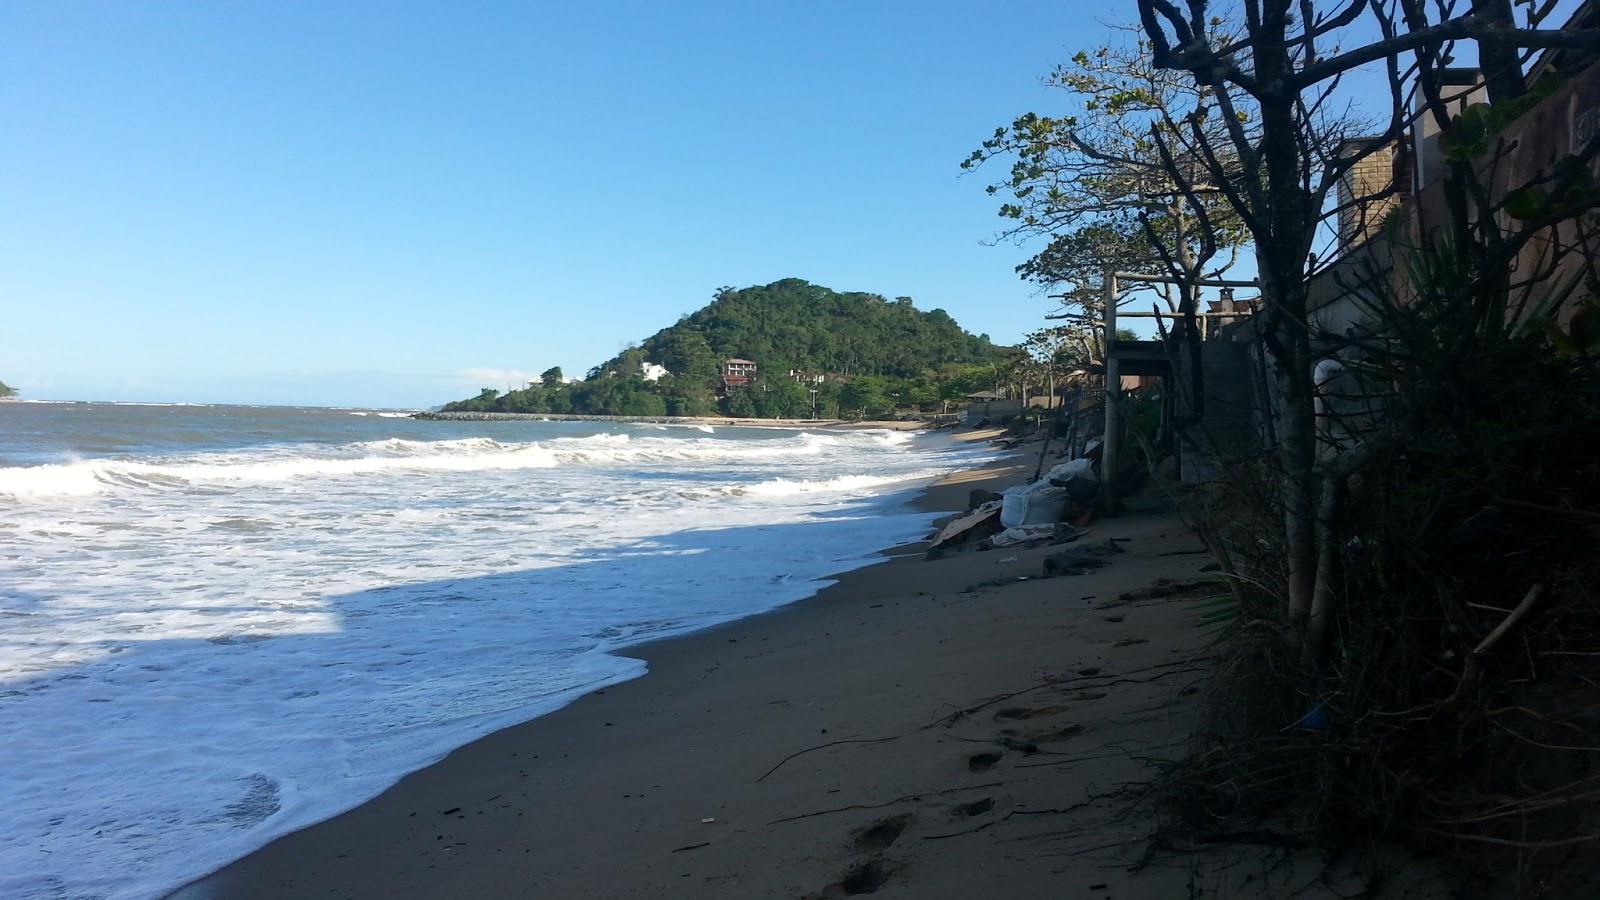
[171,439,1384,899]
[159,430,1021,898]
[412,411,951,429]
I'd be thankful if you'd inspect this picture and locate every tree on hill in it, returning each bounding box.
[653,328,720,382]
[626,279,1002,379]
[0,380,15,399]
[840,376,893,418]
[441,278,1012,418]
[753,377,810,419]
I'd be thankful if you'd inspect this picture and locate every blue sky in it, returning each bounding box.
[0,0,1104,407]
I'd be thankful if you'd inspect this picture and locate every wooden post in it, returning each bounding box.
[1102,269,1121,514]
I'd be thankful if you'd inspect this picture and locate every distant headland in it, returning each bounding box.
[436,278,1018,421]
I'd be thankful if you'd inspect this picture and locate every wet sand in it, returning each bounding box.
[171,441,1406,899]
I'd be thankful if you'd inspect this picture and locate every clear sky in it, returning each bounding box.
[1,0,1104,408]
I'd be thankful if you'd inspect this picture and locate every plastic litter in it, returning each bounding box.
[991,524,1057,547]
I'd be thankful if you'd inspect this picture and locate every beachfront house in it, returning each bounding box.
[721,358,756,386]
[964,388,1019,422]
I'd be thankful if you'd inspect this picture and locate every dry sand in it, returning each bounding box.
[171,442,1423,899]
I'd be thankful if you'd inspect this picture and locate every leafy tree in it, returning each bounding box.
[0,380,15,399]
[615,347,647,379]
[754,377,810,418]
[903,379,940,410]
[533,381,571,414]
[500,384,548,413]
[724,388,758,418]
[1131,0,1600,654]
[811,381,841,418]
[658,374,715,416]
[653,329,720,381]
[615,388,666,416]
[442,387,504,413]
[965,29,1250,314]
[840,376,892,418]
[539,366,564,385]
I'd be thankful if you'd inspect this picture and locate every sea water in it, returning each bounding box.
[0,402,995,900]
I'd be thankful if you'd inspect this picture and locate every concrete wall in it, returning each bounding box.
[964,399,1024,421]
[1172,339,1262,483]
[1312,61,1600,337]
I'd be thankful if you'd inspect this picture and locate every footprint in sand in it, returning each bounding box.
[952,797,995,817]
[803,819,907,899]
[852,814,911,852]
[967,751,1003,773]
[831,859,891,895]
[1026,723,1087,743]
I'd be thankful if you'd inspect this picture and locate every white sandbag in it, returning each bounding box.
[999,481,1073,528]
[1047,456,1100,502]
[1045,458,1096,485]
[999,485,1028,528]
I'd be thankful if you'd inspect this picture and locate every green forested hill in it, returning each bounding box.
[628,278,999,380]
[443,278,1014,418]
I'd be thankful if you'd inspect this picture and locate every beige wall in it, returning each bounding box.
[1337,142,1403,251]
[1312,62,1600,336]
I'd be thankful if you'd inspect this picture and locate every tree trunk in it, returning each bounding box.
[1254,14,1323,654]
[1304,470,1344,668]
[1473,0,1527,103]
[1273,311,1320,643]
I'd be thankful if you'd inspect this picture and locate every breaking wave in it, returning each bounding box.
[735,470,947,497]
[0,431,871,500]
[0,404,1002,900]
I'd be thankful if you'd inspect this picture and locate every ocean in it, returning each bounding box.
[0,402,996,900]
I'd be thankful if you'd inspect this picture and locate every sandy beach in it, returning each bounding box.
[170,441,1388,899]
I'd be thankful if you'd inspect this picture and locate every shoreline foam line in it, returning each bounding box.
[156,465,986,900]
[165,437,1029,900]
[3,424,1004,900]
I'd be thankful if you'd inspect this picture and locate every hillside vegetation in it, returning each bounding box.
[443,279,1015,418]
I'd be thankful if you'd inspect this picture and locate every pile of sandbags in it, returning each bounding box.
[927,456,1103,557]
[997,458,1099,528]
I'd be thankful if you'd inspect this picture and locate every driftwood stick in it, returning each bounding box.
[755,736,900,783]
[1445,583,1545,708]
[766,781,1005,825]
[1474,584,1546,656]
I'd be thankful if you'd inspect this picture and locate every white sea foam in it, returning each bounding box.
[737,470,948,496]
[0,457,108,498]
[0,419,998,900]
[0,432,853,500]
